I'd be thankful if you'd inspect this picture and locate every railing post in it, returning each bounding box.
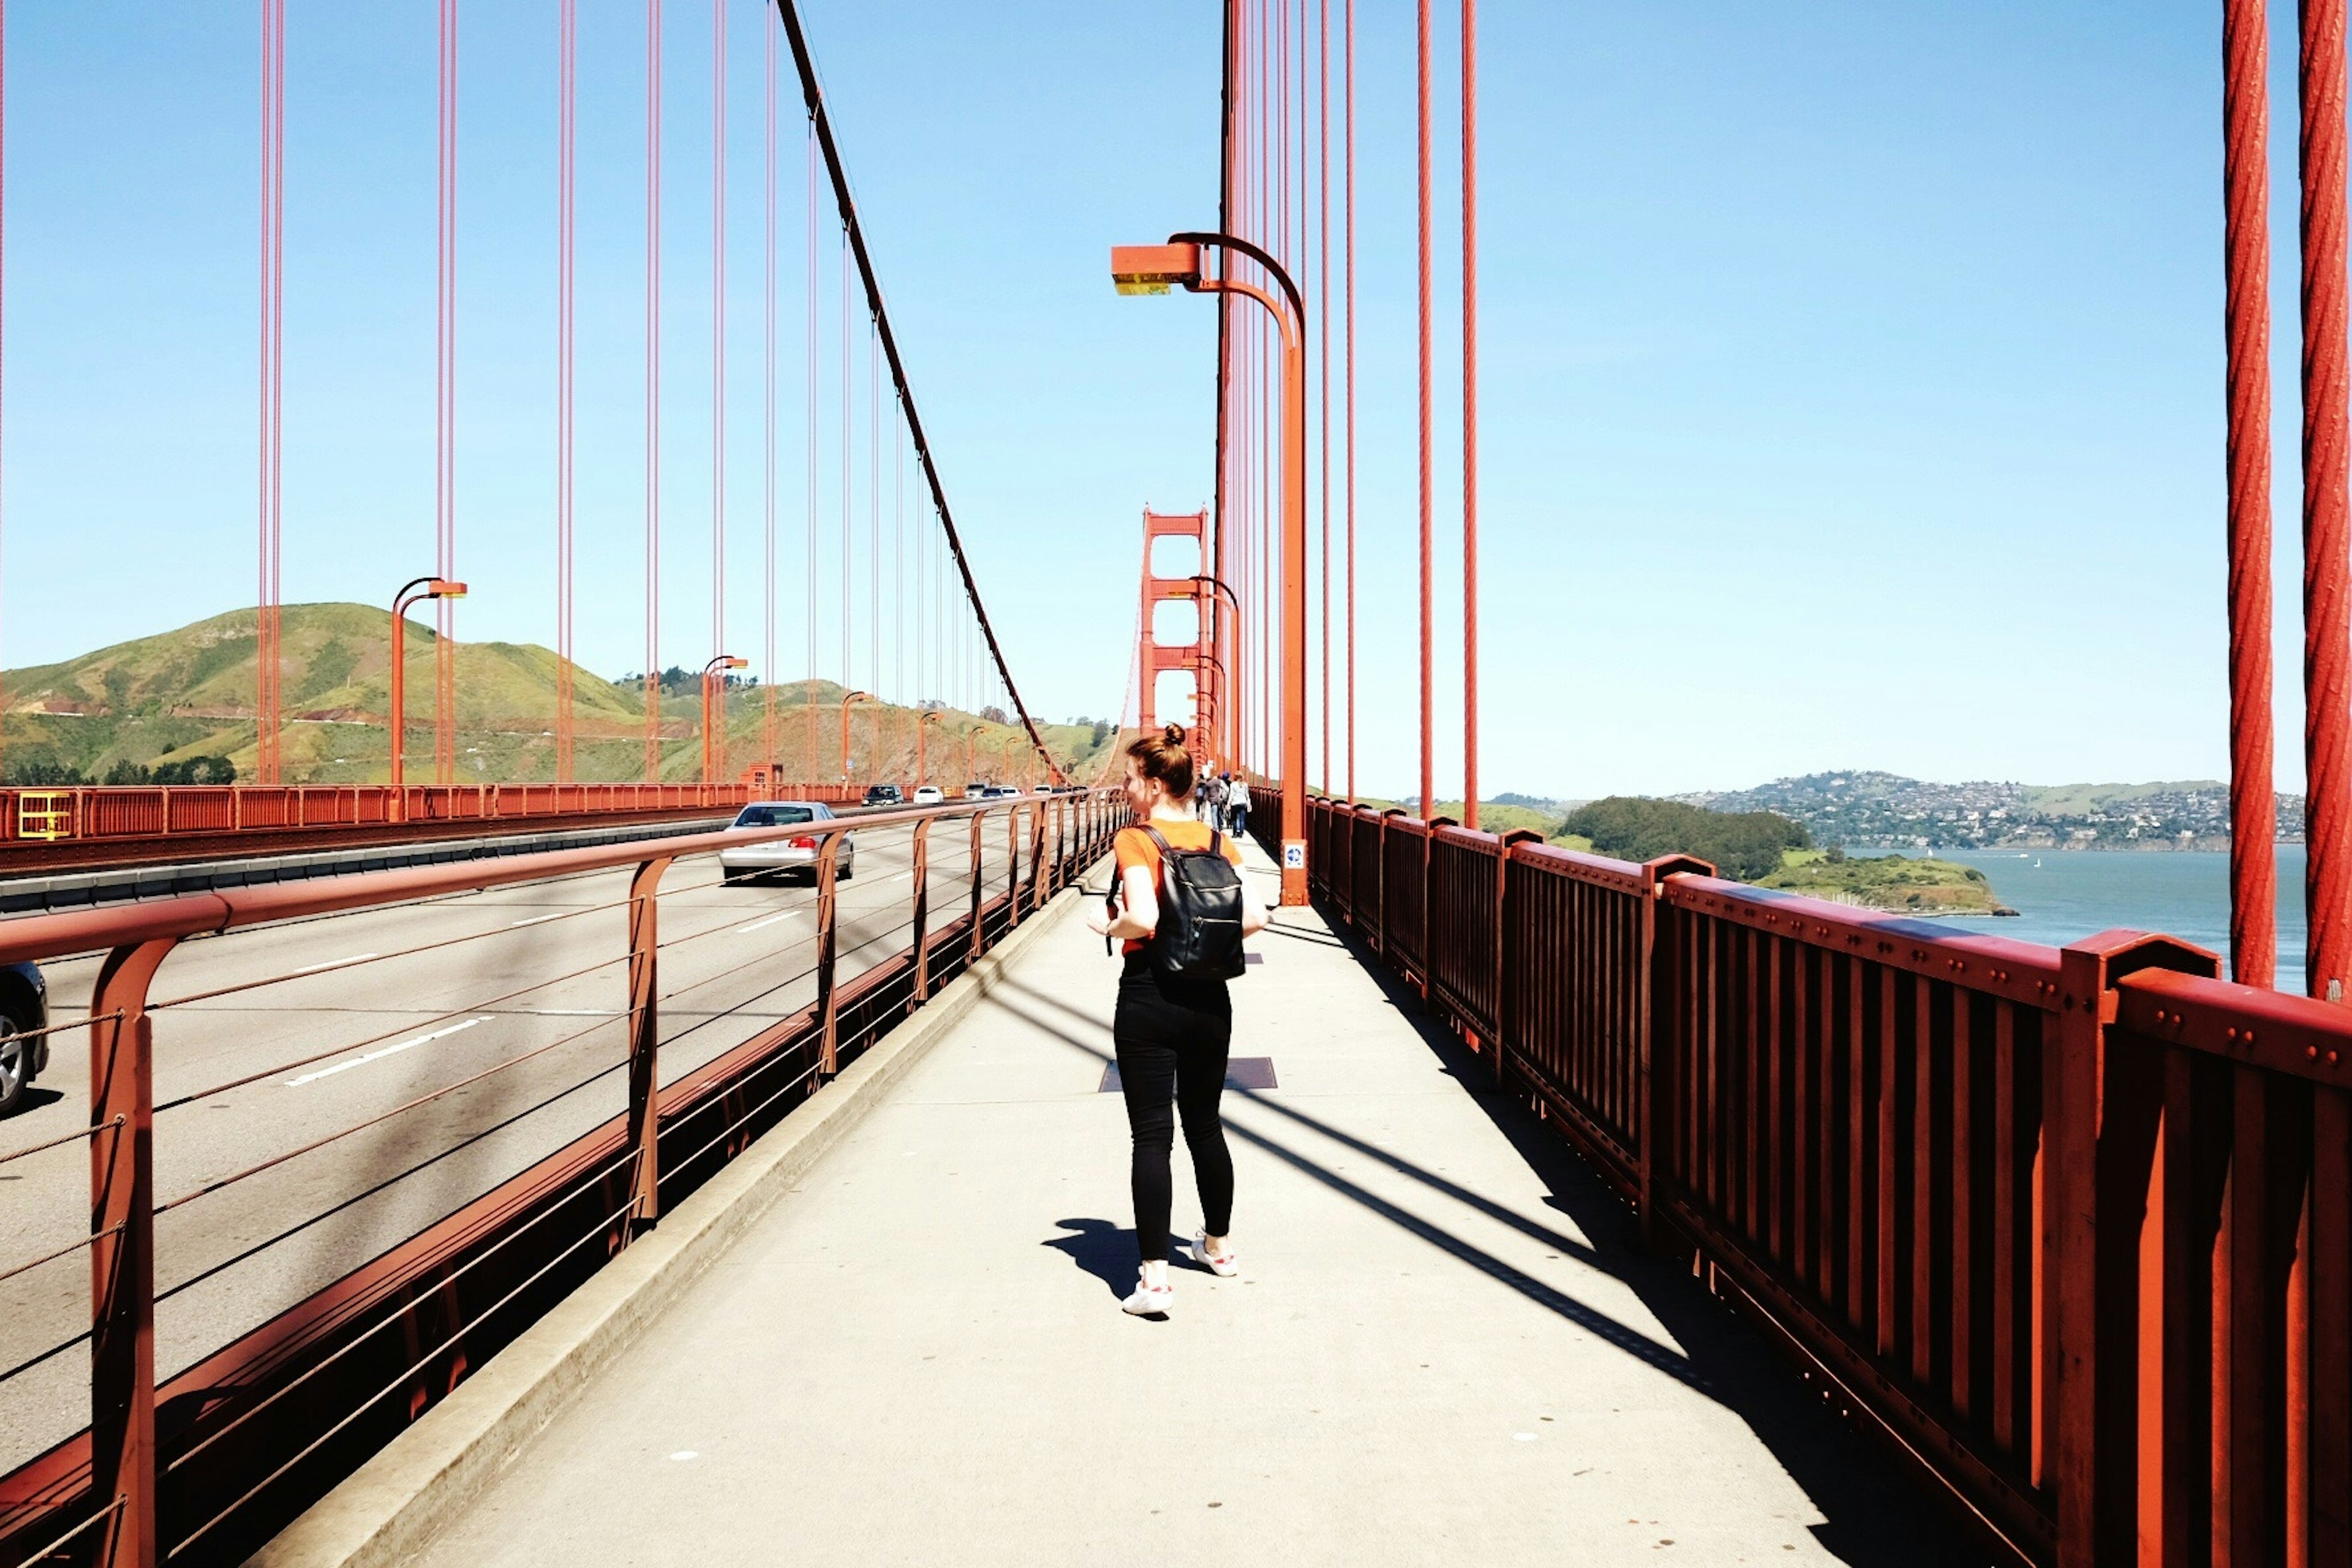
[815,835,842,1080]
[1635,855,1709,1257]
[625,856,671,1226]
[2049,930,2215,1566]
[1028,803,1048,913]
[910,817,933,1002]
[90,935,177,1568]
[1005,807,1021,926]
[969,812,986,965]
[1492,830,1542,1087]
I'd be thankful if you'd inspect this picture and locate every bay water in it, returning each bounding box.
[1869,845,2305,992]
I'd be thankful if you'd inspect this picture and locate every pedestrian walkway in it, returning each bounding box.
[412,840,1982,1567]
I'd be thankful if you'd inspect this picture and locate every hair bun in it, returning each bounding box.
[1161,722,1186,747]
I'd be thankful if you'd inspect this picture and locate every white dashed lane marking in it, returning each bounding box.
[285,1017,493,1087]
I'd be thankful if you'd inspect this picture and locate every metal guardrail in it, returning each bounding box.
[0,788,1123,1567]
[1304,793,2349,1568]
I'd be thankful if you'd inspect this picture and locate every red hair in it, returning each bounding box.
[1125,723,1196,800]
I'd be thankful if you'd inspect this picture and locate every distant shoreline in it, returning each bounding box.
[1857,837,2289,855]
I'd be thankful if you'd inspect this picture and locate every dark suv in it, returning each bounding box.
[0,961,50,1117]
[862,784,904,808]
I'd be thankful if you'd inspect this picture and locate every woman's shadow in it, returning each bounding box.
[1045,1217,1207,1299]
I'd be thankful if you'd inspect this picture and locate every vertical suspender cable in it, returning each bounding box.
[1415,0,1433,816]
[2223,0,2276,987]
[870,331,880,695]
[1319,0,1330,796]
[645,0,664,781]
[0,0,7,778]
[712,0,727,781]
[1459,0,1478,829]
[839,232,850,707]
[556,0,576,782]
[763,3,777,766]
[258,0,285,786]
[1343,0,1355,803]
[1213,0,1237,772]
[805,126,818,776]
[2303,0,2352,1000]
[895,401,904,702]
[435,0,459,785]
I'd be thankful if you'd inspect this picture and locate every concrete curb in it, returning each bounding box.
[247,868,1105,1568]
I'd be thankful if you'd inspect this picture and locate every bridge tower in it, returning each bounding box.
[1136,508,1219,771]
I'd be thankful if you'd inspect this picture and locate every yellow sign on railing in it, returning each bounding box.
[16,791,74,841]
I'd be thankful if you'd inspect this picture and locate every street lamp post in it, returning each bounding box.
[390,576,467,791]
[839,690,873,785]
[701,656,748,785]
[1112,235,1308,903]
[917,709,944,790]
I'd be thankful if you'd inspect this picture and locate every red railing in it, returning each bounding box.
[0,789,1123,1567]
[1306,794,2349,1568]
[0,783,902,850]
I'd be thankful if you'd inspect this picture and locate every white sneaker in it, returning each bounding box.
[1121,1275,1174,1316]
[1192,1230,1240,1278]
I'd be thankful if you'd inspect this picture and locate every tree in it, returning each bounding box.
[1558,796,1811,883]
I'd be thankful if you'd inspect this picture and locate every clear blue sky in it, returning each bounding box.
[0,3,2304,801]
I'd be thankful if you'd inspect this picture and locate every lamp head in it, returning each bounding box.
[429,579,467,599]
[1110,242,1202,296]
[723,657,748,671]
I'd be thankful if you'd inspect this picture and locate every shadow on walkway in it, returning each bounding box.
[983,953,1997,1568]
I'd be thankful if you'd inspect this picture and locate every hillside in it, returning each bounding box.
[1760,848,2008,916]
[0,603,1102,786]
[1676,769,2305,850]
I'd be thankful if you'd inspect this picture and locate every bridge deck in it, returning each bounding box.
[412,843,1975,1566]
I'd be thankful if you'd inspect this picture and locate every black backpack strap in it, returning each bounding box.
[1141,825,1175,856]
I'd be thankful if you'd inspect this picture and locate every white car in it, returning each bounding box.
[718,801,856,885]
[911,785,944,805]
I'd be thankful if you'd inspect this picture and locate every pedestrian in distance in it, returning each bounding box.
[1226,773,1251,840]
[1086,724,1270,1316]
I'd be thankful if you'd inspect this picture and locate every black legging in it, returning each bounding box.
[1114,953,1235,1264]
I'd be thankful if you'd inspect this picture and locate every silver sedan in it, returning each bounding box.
[717,801,856,884]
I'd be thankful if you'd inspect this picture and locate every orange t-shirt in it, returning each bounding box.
[1112,820,1247,956]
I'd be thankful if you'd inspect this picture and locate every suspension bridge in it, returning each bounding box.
[0,4,2345,1566]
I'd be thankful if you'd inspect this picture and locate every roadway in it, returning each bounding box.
[0,813,1030,1474]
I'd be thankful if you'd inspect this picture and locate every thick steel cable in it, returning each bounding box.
[168,1194,645,1561]
[1343,0,1355,802]
[556,0,577,782]
[1460,0,1479,829]
[0,1112,121,1170]
[0,0,6,776]
[771,0,1063,778]
[2223,0,2277,987]
[435,0,459,785]
[2304,0,2352,1000]
[154,1057,633,1315]
[1415,0,1434,817]
[152,1012,629,1214]
[151,889,628,1012]
[870,333,881,699]
[712,0,728,780]
[164,1140,643,1476]
[840,232,851,700]
[8,1496,121,1568]
[0,1222,121,1291]
[645,0,666,782]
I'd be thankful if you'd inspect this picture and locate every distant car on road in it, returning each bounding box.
[911,785,944,805]
[982,784,1022,800]
[963,783,987,801]
[718,801,855,886]
[0,960,50,1117]
[862,783,904,808]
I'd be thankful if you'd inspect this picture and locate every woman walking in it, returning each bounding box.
[1087,724,1270,1315]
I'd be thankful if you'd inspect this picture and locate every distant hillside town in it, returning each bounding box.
[1672,771,2301,851]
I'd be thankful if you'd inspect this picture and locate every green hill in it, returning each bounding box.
[1,603,1103,787]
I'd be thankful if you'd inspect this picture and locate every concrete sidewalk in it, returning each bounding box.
[408,840,1983,1567]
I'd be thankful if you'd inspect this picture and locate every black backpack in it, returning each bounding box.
[1110,826,1248,981]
